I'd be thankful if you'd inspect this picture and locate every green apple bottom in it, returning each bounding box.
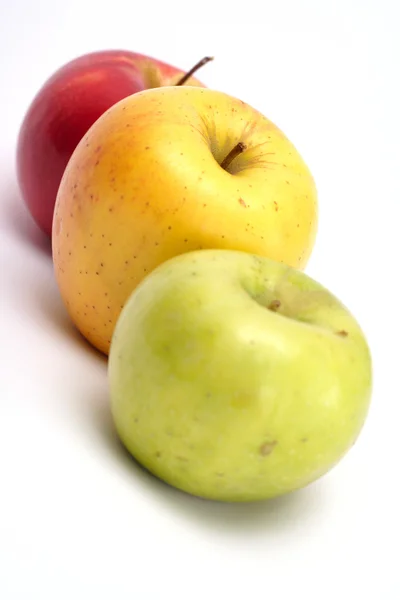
[109,250,372,502]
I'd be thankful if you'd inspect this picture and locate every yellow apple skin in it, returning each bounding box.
[53,86,318,354]
[109,250,372,502]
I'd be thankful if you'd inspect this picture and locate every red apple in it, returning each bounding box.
[16,50,211,237]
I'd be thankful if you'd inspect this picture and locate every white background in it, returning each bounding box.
[1,1,399,598]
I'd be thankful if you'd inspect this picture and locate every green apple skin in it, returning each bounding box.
[109,250,372,502]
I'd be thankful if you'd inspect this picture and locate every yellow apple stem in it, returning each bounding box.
[220,142,247,170]
[175,56,214,86]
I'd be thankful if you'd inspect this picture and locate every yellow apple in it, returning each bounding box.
[53,86,318,355]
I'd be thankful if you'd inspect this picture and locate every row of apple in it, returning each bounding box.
[16,50,372,502]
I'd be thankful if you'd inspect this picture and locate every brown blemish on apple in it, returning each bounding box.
[260,441,277,456]
[336,330,349,337]
[176,456,188,462]
[238,197,247,208]
[274,201,279,211]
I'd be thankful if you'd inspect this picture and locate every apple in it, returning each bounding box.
[16,50,210,237]
[53,85,318,355]
[109,249,372,502]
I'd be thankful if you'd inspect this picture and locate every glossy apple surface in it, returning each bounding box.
[16,50,206,236]
[109,249,372,502]
[53,86,318,355]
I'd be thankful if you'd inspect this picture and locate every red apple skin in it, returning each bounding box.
[16,50,205,237]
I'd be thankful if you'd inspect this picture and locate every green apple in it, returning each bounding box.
[109,249,372,502]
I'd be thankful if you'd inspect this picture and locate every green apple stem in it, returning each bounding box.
[176,56,214,86]
[268,300,281,311]
[220,142,247,170]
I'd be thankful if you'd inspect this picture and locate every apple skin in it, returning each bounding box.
[53,86,318,355]
[16,50,205,237]
[109,249,372,502]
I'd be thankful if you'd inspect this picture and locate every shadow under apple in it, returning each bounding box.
[1,181,51,257]
[1,179,102,360]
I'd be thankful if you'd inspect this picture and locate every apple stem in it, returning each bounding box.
[220,142,247,170]
[176,56,214,86]
[268,300,281,311]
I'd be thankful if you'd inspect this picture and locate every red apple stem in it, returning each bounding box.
[176,56,214,86]
[220,142,247,170]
